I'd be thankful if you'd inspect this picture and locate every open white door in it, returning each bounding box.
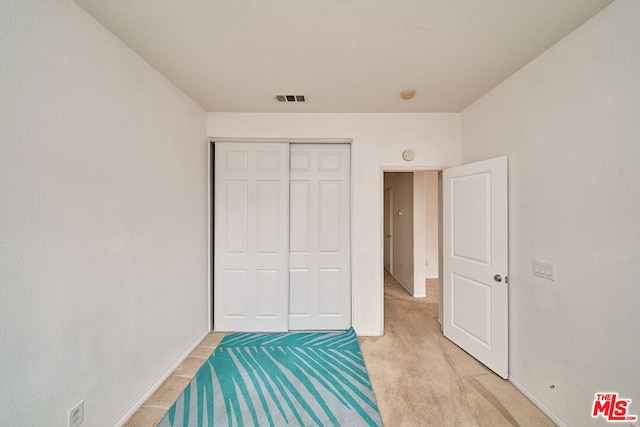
[214,143,289,332]
[443,156,508,378]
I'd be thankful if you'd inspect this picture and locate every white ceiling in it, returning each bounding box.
[74,0,613,113]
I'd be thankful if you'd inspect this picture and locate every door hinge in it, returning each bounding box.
[505,276,508,284]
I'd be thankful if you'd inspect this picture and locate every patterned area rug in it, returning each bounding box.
[157,328,383,426]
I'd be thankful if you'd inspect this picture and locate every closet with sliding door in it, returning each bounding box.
[213,142,351,332]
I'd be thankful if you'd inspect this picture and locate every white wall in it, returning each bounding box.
[460,1,640,425]
[208,113,460,334]
[424,171,440,279]
[412,172,426,297]
[0,1,208,426]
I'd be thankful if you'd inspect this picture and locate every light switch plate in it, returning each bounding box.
[532,259,555,281]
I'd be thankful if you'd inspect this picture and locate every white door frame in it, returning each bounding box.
[379,166,446,336]
[208,138,353,332]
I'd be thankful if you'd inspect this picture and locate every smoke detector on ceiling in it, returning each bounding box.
[274,93,307,104]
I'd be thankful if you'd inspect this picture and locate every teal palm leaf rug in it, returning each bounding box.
[157,328,383,427]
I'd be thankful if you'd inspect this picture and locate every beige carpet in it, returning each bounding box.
[358,272,555,427]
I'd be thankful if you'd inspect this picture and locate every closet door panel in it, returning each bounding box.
[289,144,351,330]
[214,143,289,332]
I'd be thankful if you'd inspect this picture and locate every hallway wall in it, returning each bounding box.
[424,171,440,279]
[385,172,415,294]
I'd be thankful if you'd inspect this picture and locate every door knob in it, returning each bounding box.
[494,274,502,282]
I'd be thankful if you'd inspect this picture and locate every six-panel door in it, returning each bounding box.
[289,144,351,330]
[214,143,290,332]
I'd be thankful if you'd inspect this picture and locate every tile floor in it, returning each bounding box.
[123,333,225,426]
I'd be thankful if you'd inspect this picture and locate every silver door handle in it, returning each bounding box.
[494,274,502,282]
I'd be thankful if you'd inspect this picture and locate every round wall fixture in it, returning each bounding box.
[400,90,416,100]
[402,149,415,161]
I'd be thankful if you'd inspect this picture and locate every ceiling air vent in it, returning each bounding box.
[274,93,307,103]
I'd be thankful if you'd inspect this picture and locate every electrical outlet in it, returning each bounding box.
[68,401,84,427]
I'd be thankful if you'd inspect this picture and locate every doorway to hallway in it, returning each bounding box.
[382,171,441,300]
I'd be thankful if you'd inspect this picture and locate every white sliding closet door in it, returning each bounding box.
[214,143,289,332]
[289,144,351,330]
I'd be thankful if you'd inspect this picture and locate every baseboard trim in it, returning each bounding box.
[509,376,566,427]
[392,275,412,295]
[115,331,209,426]
[355,330,383,337]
